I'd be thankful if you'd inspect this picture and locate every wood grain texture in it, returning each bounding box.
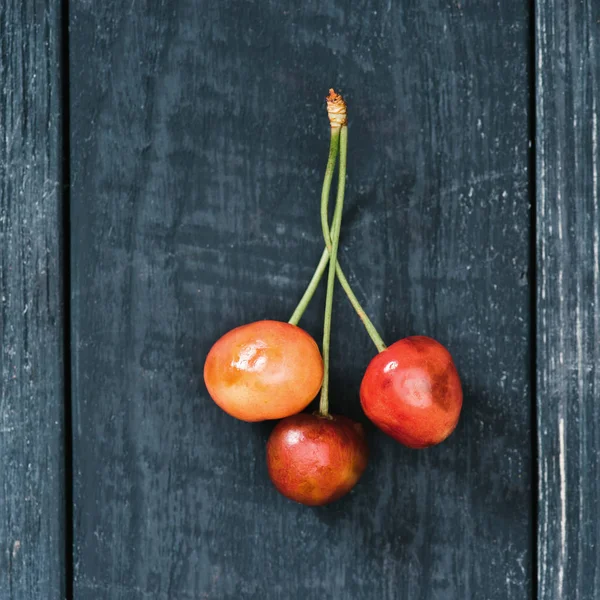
[0,1,65,598]
[69,1,532,598]
[536,1,600,598]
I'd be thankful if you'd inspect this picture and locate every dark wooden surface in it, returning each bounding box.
[69,1,532,599]
[4,1,600,599]
[536,1,600,599]
[0,1,65,599]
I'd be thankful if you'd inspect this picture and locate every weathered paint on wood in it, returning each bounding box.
[69,1,532,598]
[0,1,65,598]
[536,1,600,599]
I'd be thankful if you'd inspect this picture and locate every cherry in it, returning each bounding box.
[266,413,368,506]
[360,336,462,449]
[204,320,323,421]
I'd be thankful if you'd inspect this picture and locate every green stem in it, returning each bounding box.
[320,200,387,354]
[319,126,348,417]
[288,248,328,326]
[288,114,387,354]
[288,129,340,326]
[290,242,386,352]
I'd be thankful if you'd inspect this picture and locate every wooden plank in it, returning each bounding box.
[69,1,532,598]
[0,1,66,598]
[536,1,600,598]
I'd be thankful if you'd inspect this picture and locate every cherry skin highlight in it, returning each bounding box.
[266,413,369,506]
[204,320,324,422]
[360,336,462,449]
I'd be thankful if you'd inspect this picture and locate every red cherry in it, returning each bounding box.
[204,320,323,422]
[360,336,462,449]
[266,413,369,506]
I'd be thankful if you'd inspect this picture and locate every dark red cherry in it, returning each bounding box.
[266,413,368,506]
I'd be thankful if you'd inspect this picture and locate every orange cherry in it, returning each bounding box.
[360,336,462,448]
[266,413,368,506]
[204,320,323,421]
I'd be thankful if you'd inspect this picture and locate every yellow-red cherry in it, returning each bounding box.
[204,320,323,422]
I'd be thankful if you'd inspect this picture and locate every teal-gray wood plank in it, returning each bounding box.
[0,1,66,598]
[70,1,533,598]
[536,1,600,598]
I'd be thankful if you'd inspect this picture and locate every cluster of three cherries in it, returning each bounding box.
[204,90,463,506]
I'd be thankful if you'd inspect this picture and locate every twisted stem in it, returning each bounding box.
[319,125,348,416]
[289,91,386,355]
[288,128,340,326]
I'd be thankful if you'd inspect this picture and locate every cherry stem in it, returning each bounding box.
[320,180,387,354]
[288,128,340,327]
[319,125,348,417]
[288,126,387,354]
[287,248,329,327]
